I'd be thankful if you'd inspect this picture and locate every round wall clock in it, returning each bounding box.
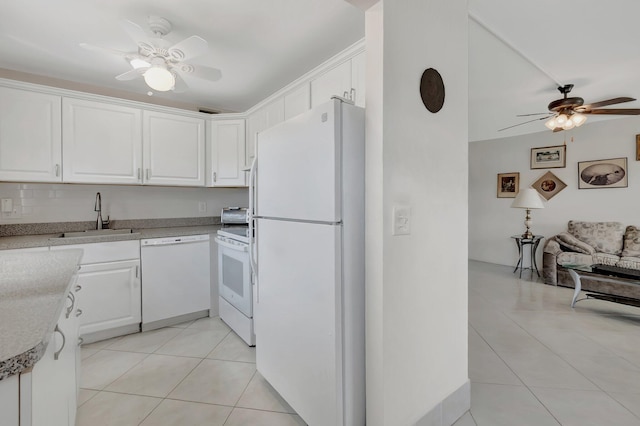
[420,68,445,113]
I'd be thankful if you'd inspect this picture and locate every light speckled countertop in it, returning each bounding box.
[0,249,83,380]
[0,225,222,250]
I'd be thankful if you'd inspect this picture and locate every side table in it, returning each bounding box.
[511,235,544,278]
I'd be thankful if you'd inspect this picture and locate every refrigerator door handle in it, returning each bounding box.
[248,157,259,277]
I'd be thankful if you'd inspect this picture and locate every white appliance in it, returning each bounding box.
[140,234,210,330]
[249,98,365,426]
[216,208,255,346]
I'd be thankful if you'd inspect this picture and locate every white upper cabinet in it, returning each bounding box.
[311,60,352,108]
[0,87,62,182]
[310,53,365,108]
[284,83,311,121]
[207,119,246,187]
[351,52,366,107]
[142,111,205,186]
[245,98,284,168]
[62,98,142,184]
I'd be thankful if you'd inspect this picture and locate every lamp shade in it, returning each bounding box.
[511,188,544,209]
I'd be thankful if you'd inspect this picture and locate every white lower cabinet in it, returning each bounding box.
[52,240,141,342]
[20,282,81,426]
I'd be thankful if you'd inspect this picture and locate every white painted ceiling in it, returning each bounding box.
[2,1,640,141]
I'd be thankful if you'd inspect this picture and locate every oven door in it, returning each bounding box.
[216,236,252,318]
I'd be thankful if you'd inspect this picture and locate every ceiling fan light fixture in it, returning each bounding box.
[545,117,557,130]
[562,119,575,130]
[555,113,568,126]
[143,66,175,91]
[572,112,587,127]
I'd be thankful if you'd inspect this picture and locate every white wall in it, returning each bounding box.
[366,1,469,424]
[0,182,247,224]
[469,116,640,267]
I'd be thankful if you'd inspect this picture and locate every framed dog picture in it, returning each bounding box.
[497,172,519,198]
[532,171,567,200]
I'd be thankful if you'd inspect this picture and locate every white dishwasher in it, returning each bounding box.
[141,234,211,330]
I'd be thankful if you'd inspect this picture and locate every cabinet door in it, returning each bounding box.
[0,375,19,426]
[246,110,266,168]
[351,52,366,107]
[25,287,79,426]
[142,111,205,186]
[0,87,61,183]
[63,98,142,184]
[311,61,352,108]
[75,260,141,335]
[284,83,311,121]
[207,119,247,187]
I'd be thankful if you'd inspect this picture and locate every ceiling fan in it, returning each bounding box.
[499,84,640,132]
[80,16,222,92]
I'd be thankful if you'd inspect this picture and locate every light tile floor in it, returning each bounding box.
[458,261,640,426]
[78,316,305,426]
[79,261,640,425]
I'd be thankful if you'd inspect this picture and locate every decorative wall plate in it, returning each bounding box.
[420,68,445,113]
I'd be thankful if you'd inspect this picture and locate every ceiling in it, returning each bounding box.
[2,1,640,141]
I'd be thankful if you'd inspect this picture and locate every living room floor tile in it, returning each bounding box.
[529,387,640,426]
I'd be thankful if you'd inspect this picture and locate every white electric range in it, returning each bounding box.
[215,208,255,346]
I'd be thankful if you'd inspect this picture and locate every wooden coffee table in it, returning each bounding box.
[564,264,640,308]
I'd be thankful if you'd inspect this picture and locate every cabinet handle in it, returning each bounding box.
[350,88,356,102]
[146,168,150,180]
[76,308,83,317]
[54,325,65,360]
[55,164,60,177]
[65,292,75,319]
[137,168,141,180]
[135,265,139,278]
[78,337,84,347]
[75,284,82,292]
[213,172,217,182]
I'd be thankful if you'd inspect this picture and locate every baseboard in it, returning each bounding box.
[141,310,209,332]
[414,380,470,426]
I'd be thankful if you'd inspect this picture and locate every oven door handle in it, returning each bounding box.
[215,237,248,252]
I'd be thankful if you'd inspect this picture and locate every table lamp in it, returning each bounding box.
[511,188,544,239]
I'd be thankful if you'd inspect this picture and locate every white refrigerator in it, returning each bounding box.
[249,97,365,426]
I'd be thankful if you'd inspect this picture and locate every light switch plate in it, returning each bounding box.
[1,198,12,213]
[198,202,207,213]
[392,205,411,236]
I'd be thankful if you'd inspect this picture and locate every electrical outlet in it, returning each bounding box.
[392,205,411,236]
[198,201,207,213]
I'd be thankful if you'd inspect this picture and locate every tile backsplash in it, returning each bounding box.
[0,183,248,224]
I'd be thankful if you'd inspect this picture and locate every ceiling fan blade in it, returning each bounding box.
[79,43,129,58]
[172,72,189,93]
[582,108,640,115]
[498,116,549,132]
[120,19,150,45]
[579,97,636,110]
[190,65,222,82]
[516,113,553,117]
[115,68,145,81]
[168,36,208,61]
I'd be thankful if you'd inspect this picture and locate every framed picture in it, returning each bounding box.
[530,145,566,169]
[532,171,567,200]
[636,134,640,161]
[497,172,519,198]
[578,157,628,189]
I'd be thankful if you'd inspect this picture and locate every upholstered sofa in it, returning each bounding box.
[543,221,640,287]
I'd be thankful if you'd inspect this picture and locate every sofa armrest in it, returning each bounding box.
[542,238,562,285]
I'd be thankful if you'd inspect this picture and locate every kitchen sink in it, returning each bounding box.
[60,229,135,238]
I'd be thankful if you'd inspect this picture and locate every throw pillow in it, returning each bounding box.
[567,221,625,255]
[556,232,595,255]
[622,226,640,257]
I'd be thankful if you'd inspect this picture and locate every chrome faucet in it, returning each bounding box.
[94,192,103,230]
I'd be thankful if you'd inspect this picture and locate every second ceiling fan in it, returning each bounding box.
[500,84,640,132]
